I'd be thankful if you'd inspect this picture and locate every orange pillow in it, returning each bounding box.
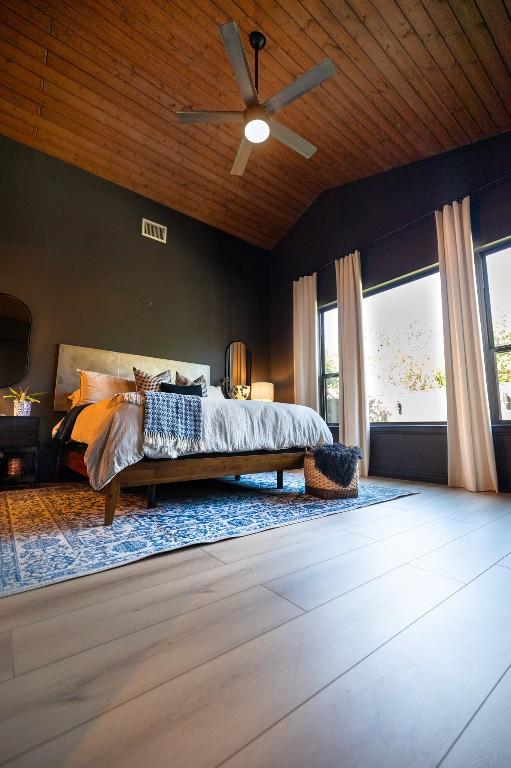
[67,389,81,408]
[78,370,136,404]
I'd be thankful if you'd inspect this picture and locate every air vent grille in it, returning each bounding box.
[142,218,167,243]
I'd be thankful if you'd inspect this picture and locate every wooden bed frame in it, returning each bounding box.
[57,444,306,526]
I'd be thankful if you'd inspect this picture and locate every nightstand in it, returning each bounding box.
[0,416,39,488]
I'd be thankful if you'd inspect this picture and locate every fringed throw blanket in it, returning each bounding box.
[313,443,362,486]
[115,390,203,454]
[144,391,203,453]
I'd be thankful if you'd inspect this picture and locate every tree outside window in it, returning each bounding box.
[363,272,447,423]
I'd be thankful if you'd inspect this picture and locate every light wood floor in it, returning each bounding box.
[1,476,511,767]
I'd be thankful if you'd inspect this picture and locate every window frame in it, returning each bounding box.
[318,264,446,427]
[318,302,339,427]
[476,239,511,423]
[363,264,446,426]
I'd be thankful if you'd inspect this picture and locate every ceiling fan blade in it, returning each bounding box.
[176,111,243,124]
[231,137,253,175]
[270,119,317,159]
[220,21,258,107]
[264,59,335,114]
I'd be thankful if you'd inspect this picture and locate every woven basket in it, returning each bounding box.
[304,451,359,499]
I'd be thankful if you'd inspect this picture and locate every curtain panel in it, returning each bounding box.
[335,251,369,477]
[293,273,319,411]
[435,196,498,492]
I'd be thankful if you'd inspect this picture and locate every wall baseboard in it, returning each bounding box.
[369,467,448,485]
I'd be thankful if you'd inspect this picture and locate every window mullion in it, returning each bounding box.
[318,304,340,426]
[476,253,501,422]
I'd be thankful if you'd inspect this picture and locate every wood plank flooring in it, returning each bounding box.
[0,630,13,682]
[1,476,511,767]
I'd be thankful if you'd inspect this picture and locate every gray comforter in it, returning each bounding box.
[64,397,333,490]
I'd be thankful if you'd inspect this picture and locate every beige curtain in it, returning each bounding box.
[293,273,319,411]
[435,196,498,492]
[335,251,369,476]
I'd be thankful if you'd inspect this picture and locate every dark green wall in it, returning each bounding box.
[0,135,270,476]
[271,130,511,404]
[270,131,511,487]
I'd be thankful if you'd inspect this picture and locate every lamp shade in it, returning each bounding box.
[251,381,274,402]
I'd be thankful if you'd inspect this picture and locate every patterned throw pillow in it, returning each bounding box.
[175,371,208,397]
[133,366,172,392]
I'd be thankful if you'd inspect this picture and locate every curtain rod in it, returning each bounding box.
[299,166,511,280]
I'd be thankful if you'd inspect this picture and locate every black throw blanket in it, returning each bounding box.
[53,404,91,443]
[313,443,363,486]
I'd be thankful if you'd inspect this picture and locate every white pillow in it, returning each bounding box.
[77,370,136,404]
[207,385,225,401]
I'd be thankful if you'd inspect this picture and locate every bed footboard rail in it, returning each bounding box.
[59,445,306,526]
[102,450,306,525]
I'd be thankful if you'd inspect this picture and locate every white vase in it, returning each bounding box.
[14,400,31,417]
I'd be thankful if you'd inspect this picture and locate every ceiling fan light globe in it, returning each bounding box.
[244,119,270,143]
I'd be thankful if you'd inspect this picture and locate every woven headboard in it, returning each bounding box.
[54,343,210,411]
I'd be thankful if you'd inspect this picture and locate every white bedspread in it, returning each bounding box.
[66,397,332,490]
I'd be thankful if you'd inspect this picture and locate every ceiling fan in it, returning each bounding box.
[176,21,335,176]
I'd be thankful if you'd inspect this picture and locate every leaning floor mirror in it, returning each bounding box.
[225,340,251,399]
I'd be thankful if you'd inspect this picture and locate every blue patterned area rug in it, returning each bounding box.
[0,473,414,597]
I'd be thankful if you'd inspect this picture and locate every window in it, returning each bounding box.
[363,271,447,422]
[481,244,511,421]
[319,305,339,425]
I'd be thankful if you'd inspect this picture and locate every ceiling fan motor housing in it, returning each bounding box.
[243,104,268,125]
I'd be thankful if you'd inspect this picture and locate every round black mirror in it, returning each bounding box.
[0,294,32,388]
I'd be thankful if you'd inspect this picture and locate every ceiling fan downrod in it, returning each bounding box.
[248,30,266,93]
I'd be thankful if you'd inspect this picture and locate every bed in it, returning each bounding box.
[53,345,332,525]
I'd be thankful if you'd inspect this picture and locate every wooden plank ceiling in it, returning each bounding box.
[0,0,510,248]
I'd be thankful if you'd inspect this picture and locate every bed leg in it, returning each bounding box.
[234,475,241,481]
[54,448,63,482]
[104,476,121,526]
[277,470,284,489]
[147,484,157,508]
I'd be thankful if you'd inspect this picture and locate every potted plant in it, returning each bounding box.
[3,387,45,416]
